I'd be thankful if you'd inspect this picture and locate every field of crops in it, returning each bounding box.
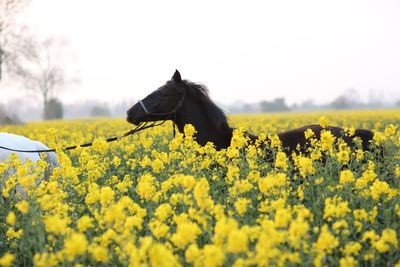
[1,110,400,267]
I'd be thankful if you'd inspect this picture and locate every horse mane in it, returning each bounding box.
[182,80,230,132]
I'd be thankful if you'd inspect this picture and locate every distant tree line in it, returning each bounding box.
[260,98,290,112]
[0,104,21,124]
[227,88,400,114]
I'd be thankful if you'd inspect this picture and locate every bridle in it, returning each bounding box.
[137,88,186,137]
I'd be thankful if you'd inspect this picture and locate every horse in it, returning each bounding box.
[0,132,59,197]
[0,132,59,180]
[126,70,374,153]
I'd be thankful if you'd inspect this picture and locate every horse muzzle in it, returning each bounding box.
[126,104,146,125]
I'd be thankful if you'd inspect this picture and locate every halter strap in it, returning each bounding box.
[137,89,186,137]
[138,100,149,114]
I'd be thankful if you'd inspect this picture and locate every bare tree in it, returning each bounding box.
[0,0,30,84]
[11,35,79,119]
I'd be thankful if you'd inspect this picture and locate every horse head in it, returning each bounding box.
[126,70,185,125]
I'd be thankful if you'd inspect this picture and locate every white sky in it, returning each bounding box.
[6,0,400,105]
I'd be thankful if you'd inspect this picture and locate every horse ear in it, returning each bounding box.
[172,70,182,83]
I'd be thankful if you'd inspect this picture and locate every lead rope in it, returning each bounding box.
[0,120,169,153]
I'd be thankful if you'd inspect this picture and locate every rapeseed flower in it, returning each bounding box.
[339,170,355,185]
[315,225,339,254]
[5,212,16,226]
[0,253,14,267]
[15,201,29,213]
[63,232,88,261]
[0,111,399,266]
[235,198,251,216]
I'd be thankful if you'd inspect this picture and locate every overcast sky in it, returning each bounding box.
[6,0,400,106]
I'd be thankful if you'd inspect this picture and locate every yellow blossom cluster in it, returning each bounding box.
[0,110,400,266]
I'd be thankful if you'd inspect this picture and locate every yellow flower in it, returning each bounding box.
[384,124,396,137]
[18,175,36,190]
[296,156,315,178]
[0,253,14,267]
[171,221,201,249]
[6,228,23,240]
[315,177,324,185]
[268,133,281,148]
[202,245,225,267]
[320,130,336,151]
[194,178,214,211]
[100,186,115,206]
[288,218,310,249]
[149,220,170,239]
[345,126,356,136]
[140,155,152,168]
[213,217,239,246]
[311,148,322,161]
[226,165,240,183]
[43,215,69,235]
[373,131,386,144]
[355,149,364,160]
[185,244,201,264]
[2,109,400,266]
[226,147,239,159]
[355,164,377,189]
[234,198,251,216]
[343,242,362,256]
[229,179,253,197]
[231,128,247,149]
[154,203,173,221]
[339,170,355,185]
[370,180,392,200]
[304,128,315,139]
[136,174,157,201]
[92,138,109,153]
[90,244,109,263]
[85,183,100,205]
[63,233,88,261]
[226,229,248,253]
[315,225,339,254]
[274,208,292,228]
[339,256,357,267]
[112,156,121,167]
[275,151,288,170]
[77,215,94,232]
[319,116,329,128]
[148,243,180,267]
[395,166,400,177]
[373,228,398,253]
[6,212,16,226]
[15,201,29,214]
[184,124,196,138]
[336,144,350,164]
[33,252,58,267]
[323,197,351,220]
[151,158,165,173]
[103,202,126,227]
[362,230,380,255]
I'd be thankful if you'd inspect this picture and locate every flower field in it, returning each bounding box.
[1,110,400,267]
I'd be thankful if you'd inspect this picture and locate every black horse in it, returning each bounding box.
[127,70,374,153]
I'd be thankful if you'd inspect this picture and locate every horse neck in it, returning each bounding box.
[174,96,233,150]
